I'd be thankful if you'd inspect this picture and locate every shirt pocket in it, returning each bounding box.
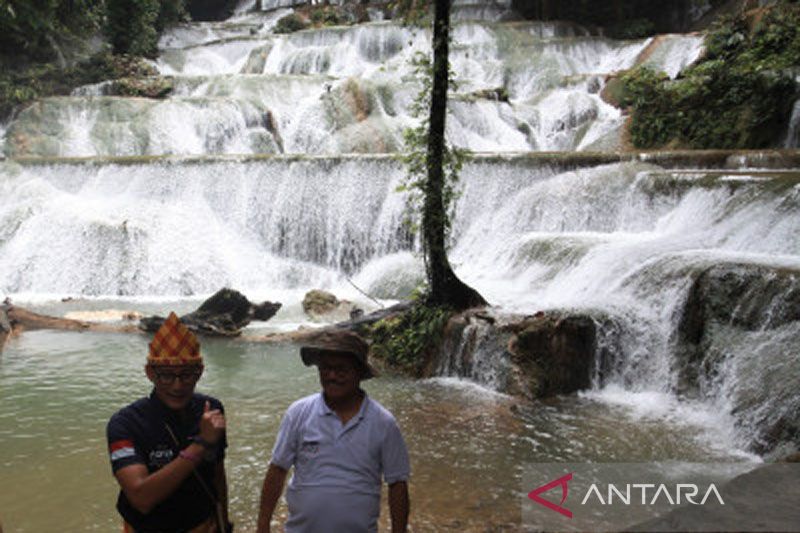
[297,439,320,465]
[296,425,326,468]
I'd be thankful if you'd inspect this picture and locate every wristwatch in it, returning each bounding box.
[192,436,215,450]
[192,436,218,461]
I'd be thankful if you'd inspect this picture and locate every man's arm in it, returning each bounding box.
[113,400,226,514]
[388,481,409,533]
[256,463,288,533]
[114,442,208,514]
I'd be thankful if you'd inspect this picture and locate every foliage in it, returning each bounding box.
[397,51,467,237]
[0,0,104,61]
[0,52,159,119]
[104,0,186,57]
[309,6,345,27]
[390,0,430,25]
[607,18,655,40]
[620,1,800,149]
[157,0,187,32]
[369,301,452,373]
[274,13,309,34]
[105,0,160,57]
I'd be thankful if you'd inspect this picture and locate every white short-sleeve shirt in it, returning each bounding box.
[271,392,410,533]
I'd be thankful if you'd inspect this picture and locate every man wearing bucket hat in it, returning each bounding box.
[106,312,232,533]
[256,330,410,533]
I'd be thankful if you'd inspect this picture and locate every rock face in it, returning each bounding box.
[675,263,800,455]
[509,314,598,398]
[676,263,800,390]
[0,304,12,350]
[508,311,623,398]
[424,308,622,399]
[139,288,281,336]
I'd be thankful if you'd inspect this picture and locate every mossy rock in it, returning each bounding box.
[600,75,627,108]
[274,13,309,34]
[302,289,339,316]
[111,76,174,98]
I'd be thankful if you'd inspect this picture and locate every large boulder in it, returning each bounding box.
[676,263,800,391]
[302,289,361,321]
[675,263,800,455]
[421,308,622,399]
[139,288,281,337]
[507,311,619,398]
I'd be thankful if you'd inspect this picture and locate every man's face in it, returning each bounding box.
[145,364,203,411]
[317,352,361,403]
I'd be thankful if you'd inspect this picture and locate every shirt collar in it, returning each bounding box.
[149,389,197,423]
[317,390,369,420]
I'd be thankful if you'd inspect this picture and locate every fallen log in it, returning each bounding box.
[2,304,140,335]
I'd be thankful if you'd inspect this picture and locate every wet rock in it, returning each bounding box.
[0,305,11,351]
[139,288,281,337]
[110,76,174,99]
[509,313,598,398]
[423,308,622,399]
[428,309,515,386]
[302,289,360,321]
[675,263,800,454]
[302,289,339,315]
[468,87,510,103]
[0,305,11,334]
[676,263,800,392]
[600,74,626,108]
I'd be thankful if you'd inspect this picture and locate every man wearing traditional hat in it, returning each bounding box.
[256,330,410,533]
[107,312,232,533]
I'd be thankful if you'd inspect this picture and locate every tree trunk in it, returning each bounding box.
[423,0,487,310]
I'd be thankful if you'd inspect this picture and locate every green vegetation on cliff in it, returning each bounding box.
[0,1,185,120]
[621,1,800,149]
[0,53,165,120]
[105,0,186,57]
[0,0,104,61]
[370,303,452,374]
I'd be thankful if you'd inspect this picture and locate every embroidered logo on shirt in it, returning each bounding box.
[148,445,175,468]
[299,441,320,463]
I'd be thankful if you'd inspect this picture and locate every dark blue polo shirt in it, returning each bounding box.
[106,391,227,532]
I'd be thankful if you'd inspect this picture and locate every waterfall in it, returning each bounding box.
[0,156,411,297]
[2,3,798,456]
[5,18,706,159]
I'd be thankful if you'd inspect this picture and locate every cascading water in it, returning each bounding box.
[4,11,705,158]
[1,0,798,464]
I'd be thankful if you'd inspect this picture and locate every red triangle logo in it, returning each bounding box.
[528,472,573,518]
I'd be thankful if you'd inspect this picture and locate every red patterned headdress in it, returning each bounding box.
[147,312,202,366]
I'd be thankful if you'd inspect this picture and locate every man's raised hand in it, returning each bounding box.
[200,400,226,444]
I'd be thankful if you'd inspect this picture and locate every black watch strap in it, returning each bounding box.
[192,436,215,450]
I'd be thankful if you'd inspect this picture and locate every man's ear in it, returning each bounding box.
[144,364,156,383]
